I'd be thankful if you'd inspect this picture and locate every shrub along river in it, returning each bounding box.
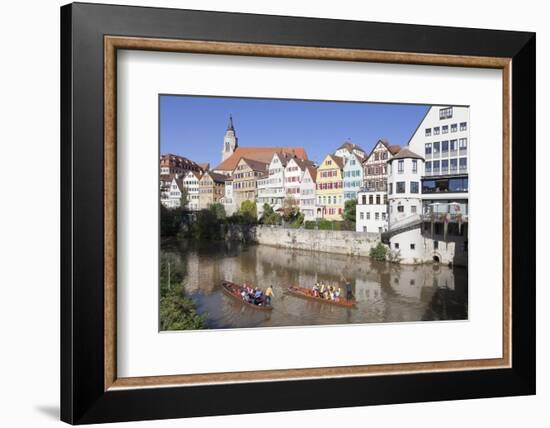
[160,239,468,330]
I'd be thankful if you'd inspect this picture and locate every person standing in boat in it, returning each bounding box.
[264,285,274,306]
[345,278,353,301]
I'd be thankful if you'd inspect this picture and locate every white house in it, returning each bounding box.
[221,178,236,215]
[162,176,185,209]
[356,189,388,233]
[386,147,425,263]
[299,166,317,221]
[182,171,201,211]
[262,152,290,210]
[334,140,367,161]
[284,157,313,202]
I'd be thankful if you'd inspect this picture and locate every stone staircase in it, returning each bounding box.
[381,214,423,244]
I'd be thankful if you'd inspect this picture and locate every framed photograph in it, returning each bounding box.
[61,2,535,424]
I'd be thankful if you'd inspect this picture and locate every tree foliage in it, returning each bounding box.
[208,202,226,221]
[239,200,258,224]
[369,242,388,261]
[261,203,282,225]
[282,196,299,222]
[343,198,357,223]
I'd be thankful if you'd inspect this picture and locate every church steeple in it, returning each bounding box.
[221,114,238,162]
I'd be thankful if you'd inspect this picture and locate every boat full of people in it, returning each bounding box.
[220,280,274,311]
[287,282,357,309]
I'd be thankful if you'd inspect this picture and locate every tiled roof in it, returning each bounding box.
[388,144,401,155]
[213,147,308,172]
[160,153,202,170]
[332,155,345,169]
[337,141,366,154]
[202,171,227,183]
[305,165,317,182]
[390,147,424,161]
[197,162,210,171]
[289,157,316,171]
[239,157,269,172]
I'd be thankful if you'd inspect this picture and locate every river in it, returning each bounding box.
[161,239,468,330]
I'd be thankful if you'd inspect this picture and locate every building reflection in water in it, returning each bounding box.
[162,240,467,330]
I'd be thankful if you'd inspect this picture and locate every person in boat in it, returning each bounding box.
[319,283,326,298]
[334,287,341,302]
[312,283,319,297]
[345,279,353,301]
[264,285,274,306]
[254,288,263,305]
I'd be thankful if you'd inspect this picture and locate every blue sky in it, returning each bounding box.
[160,95,429,168]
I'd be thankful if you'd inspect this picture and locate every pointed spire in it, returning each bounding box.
[227,114,234,131]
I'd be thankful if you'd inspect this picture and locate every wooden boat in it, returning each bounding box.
[286,285,357,309]
[220,280,273,311]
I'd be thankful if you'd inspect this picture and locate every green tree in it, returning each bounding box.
[261,203,282,225]
[239,200,257,224]
[179,187,189,209]
[160,204,185,237]
[343,198,357,223]
[208,202,226,221]
[193,209,222,240]
[282,196,299,222]
[369,242,388,261]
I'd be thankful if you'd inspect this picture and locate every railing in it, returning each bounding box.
[422,212,468,223]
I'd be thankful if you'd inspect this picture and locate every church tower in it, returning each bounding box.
[221,114,238,162]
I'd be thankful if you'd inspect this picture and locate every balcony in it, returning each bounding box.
[422,212,468,223]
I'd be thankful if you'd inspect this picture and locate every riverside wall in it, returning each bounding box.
[254,225,380,257]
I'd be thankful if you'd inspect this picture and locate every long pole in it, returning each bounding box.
[168,261,171,290]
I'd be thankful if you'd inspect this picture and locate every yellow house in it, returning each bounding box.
[316,154,344,220]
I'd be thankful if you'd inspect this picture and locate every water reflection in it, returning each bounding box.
[162,240,467,329]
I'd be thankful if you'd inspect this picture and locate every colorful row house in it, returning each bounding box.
[316,154,345,220]
[198,171,226,210]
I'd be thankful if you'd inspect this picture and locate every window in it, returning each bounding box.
[411,205,417,214]
[425,128,432,136]
[366,212,370,220]
[376,195,380,205]
[442,125,448,134]
[425,143,432,155]
[425,161,432,173]
[410,181,419,193]
[439,106,453,119]
[450,158,458,172]
[410,243,415,250]
[450,139,457,152]
[383,194,387,204]
[389,183,393,194]
[412,159,418,173]
[362,195,366,204]
[398,160,404,173]
[459,138,468,149]
[394,243,400,249]
[375,212,379,220]
[433,141,440,154]
[451,123,457,133]
[433,160,440,173]
[360,212,364,220]
[459,157,468,171]
[434,126,440,135]
[441,140,449,153]
[396,182,406,193]
[434,240,439,250]
[382,213,386,220]
[369,195,373,204]
[441,159,449,172]
[397,205,404,212]
[460,122,467,131]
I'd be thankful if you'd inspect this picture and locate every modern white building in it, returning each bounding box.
[356,189,388,233]
[408,105,469,177]
[299,166,318,221]
[342,152,364,201]
[182,170,201,211]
